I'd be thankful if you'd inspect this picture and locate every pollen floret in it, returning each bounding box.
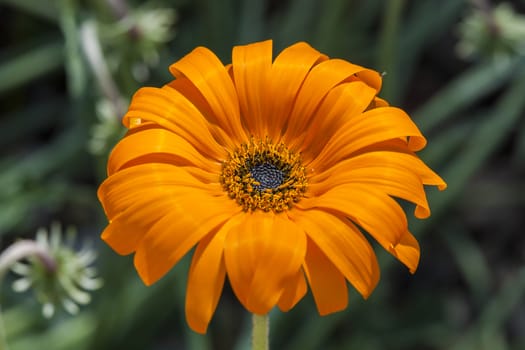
[220,137,308,212]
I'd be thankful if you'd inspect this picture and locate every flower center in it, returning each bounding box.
[220,138,308,212]
[250,163,284,191]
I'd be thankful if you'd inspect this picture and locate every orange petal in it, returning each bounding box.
[98,163,222,219]
[388,230,420,273]
[224,211,306,314]
[99,164,240,285]
[299,81,377,162]
[100,186,200,259]
[266,42,327,140]
[289,209,379,298]
[167,77,215,122]
[309,151,433,218]
[123,86,227,160]
[169,46,247,144]
[232,40,272,138]
[277,268,307,312]
[351,68,382,92]
[167,78,238,152]
[101,184,223,260]
[99,179,194,223]
[284,59,380,146]
[298,185,410,265]
[101,213,144,255]
[348,139,447,191]
[308,107,427,172]
[107,126,220,176]
[185,219,238,333]
[303,238,348,315]
[370,96,389,108]
[101,195,183,256]
[133,193,241,285]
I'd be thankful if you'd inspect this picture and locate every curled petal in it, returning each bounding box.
[389,231,420,273]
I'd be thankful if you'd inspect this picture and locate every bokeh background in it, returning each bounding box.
[1,0,524,349]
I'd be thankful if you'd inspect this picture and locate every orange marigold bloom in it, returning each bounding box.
[97,40,446,333]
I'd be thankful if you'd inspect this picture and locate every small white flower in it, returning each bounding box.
[10,222,103,318]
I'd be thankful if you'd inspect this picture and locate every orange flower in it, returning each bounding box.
[97,40,446,333]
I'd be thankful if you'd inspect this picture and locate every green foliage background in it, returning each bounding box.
[0,0,524,349]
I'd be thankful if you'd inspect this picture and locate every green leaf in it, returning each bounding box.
[414,57,522,133]
[3,304,43,340]
[441,220,491,304]
[418,119,476,167]
[411,64,525,234]
[0,0,58,22]
[57,0,87,99]
[395,0,466,101]
[194,0,236,59]
[0,40,63,95]
[0,98,64,148]
[449,266,525,350]
[311,0,349,54]
[273,0,318,48]
[238,0,266,43]
[9,313,96,350]
[377,0,406,103]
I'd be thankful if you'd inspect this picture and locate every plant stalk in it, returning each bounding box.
[252,313,269,350]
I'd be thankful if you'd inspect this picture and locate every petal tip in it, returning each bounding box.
[388,232,420,273]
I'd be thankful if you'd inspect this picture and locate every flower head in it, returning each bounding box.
[97,40,446,333]
[11,223,103,318]
[457,2,525,61]
[98,4,177,81]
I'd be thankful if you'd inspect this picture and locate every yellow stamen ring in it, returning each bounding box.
[220,138,308,212]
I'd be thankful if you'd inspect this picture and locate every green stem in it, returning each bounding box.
[0,305,9,350]
[378,0,406,103]
[79,20,126,117]
[57,0,86,99]
[252,313,269,350]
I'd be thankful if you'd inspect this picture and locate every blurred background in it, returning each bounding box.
[0,0,524,349]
